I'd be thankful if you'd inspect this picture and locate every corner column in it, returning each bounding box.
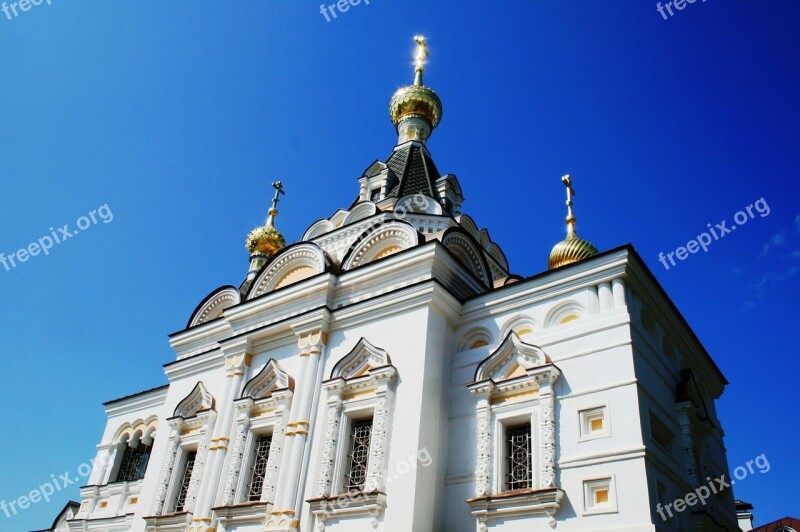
[192,339,252,531]
[267,317,329,532]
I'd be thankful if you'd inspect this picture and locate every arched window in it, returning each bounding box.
[110,421,157,483]
[115,434,154,482]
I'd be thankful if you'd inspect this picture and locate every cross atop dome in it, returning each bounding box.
[413,35,429,86]
[548,174,599,270]
[265,180,285,227]
[389,35,443,144]
[245,181,287,279]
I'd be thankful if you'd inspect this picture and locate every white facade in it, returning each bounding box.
[60,57,738,532]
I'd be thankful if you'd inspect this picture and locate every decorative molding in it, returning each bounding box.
[314,340,397,521]
[364,392,393,493]
[473,332,550,383]
[343,202,378,226]
[307,491,387,531]
[184,410,217,512]
[297,329,327,357]
[261,399,292,504]
[241,359,294,399]
[113,416,159,443]
[466,488,565,530]
[467,338,562,528]
[316,396,343,498]
[539,381,557,489]
[457,327,494,352]
[151,422,182,515]
[441,229,492,288]
[173,382,216,419]
[249,243,329,299]
[330,338,391,379]
[341,220,421,270]
[225,352,252,377]
[221,407,251,506]
[474,401,492,497]
[543,300,587,329]
[188,286,241,328]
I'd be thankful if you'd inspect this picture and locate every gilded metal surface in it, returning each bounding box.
[389,84,442,128]
[246,225,286,259]
[246,181,287,259]
[548,235,600,270]
[389,36,443,129]
[548,174,598,269]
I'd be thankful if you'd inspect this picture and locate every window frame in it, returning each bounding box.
[343,416,374,493]
[333,402,376,495]
[505,422,534,491]
[578,405,611,441]
[493,410,537,494]
[166,445,198,514]
[582,475,618,515]
[465,333,563,529]
[244,433,274,502]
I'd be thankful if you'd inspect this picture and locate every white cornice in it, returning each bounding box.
[164,347,224,380]
[461,248,630,321]
[104,386,168,417]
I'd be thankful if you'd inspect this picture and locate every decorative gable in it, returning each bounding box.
[173,382,215,419]
[240,359,294,400]
[474,332,550,383]
[330,338,391,379]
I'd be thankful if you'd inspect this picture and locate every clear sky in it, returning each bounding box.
[1,1,797,530]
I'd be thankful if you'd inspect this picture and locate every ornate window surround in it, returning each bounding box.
[218,359,294,514]
[147,382,217,525]
[465,332,564,530]
[104,417,159,485]
[308,338,398,530]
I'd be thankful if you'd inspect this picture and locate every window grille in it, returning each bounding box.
[174,451,197,512]
[116,445,138,482]
[115,442,153,482]
[247,436,273,501]
[506,424,532,490]
[345,418,373,492]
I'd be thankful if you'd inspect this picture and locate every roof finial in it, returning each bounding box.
[246,181,287,277]
[389,36,442,144]
[266,181,285,227]
[413,35,428,86]
[562,174,577,238]
[548,174,599,270]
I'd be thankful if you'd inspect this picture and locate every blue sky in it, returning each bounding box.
[1,1,797,530]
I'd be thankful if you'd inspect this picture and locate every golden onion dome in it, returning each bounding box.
[389,84,442,130]
[246,182,287,266]
[548,174,599,270]
[548,234,599,270]
[388,36,442,142]
[246,218,285,260]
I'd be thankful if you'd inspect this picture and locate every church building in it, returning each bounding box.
[55,37,738,532]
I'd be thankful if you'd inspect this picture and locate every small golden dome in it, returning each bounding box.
[389,84,442,129]
[245,222,285,260]
[246,182,287,265]
[548,234,599,270]
[388,36,442,140]
[548,174,599,270]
